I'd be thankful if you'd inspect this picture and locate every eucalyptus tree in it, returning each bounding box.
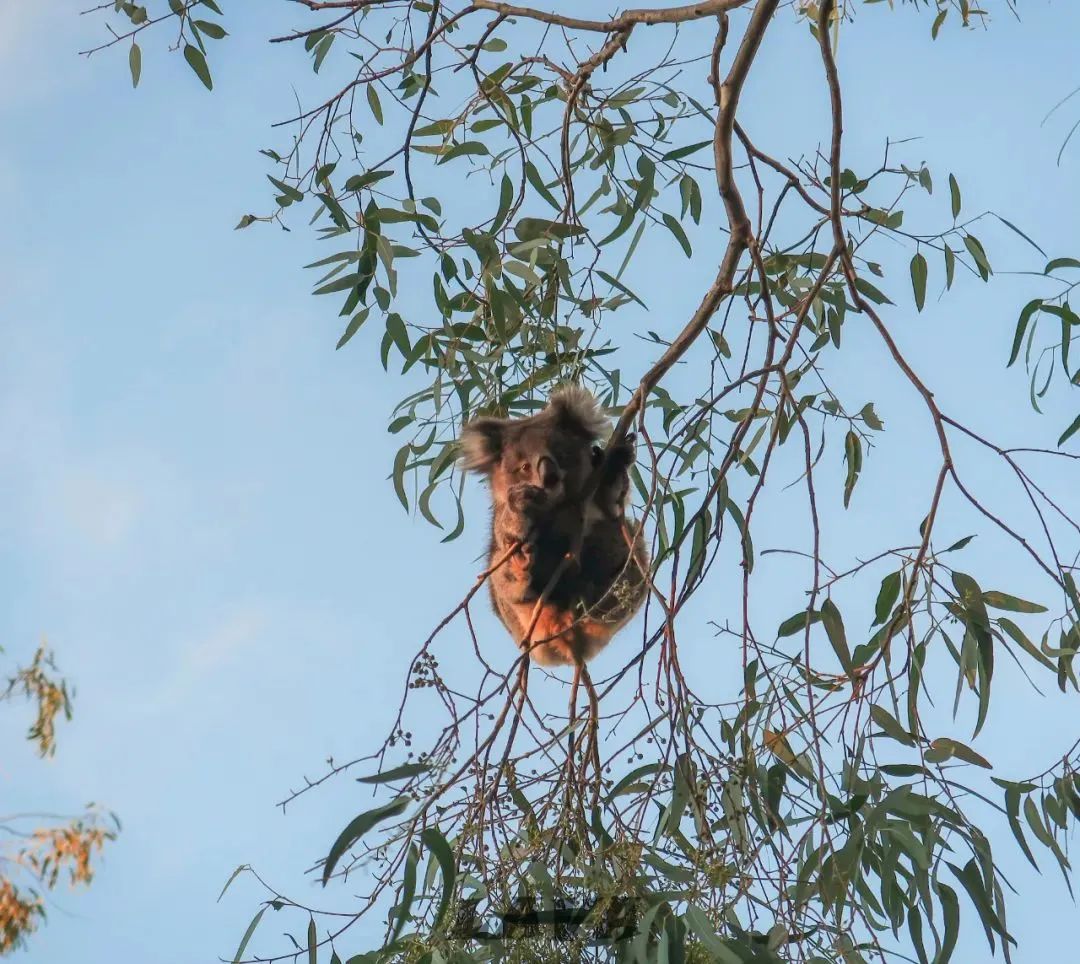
[85,1,1080,962]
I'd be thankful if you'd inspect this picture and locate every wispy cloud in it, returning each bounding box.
[0,1,82,105]
[132,606,268,716]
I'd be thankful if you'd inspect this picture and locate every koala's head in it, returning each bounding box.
[458,385,608,506]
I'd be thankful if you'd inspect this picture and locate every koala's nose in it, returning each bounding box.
[537,456,561,489]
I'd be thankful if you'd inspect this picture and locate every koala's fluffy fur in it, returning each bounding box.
[459,385,649,667]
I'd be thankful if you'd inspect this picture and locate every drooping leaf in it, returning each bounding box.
[129,42,142,88]
[874,571,902,626]
[232,908,266,964]
[420,828,456,932]
[1058,412,1080,447]
[183,43,213,90]
[910,252,928,311]
[321,797,409,886]
[821,598,854,675]
[366,85,383,125]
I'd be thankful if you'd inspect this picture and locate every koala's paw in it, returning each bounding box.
[593,433,636,473]
[607,432,637,471]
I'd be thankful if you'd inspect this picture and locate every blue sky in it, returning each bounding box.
[2,1,1079,961]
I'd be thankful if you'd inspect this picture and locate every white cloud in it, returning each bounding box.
[58,468,144,547]
[0,0,95,107]
[132,606,268,716]
[182,607,265,675]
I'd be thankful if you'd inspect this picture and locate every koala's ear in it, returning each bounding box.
[458,417,506,474]
[546,384,607,440]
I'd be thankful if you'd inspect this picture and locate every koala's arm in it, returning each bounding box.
[489,493,575,604]
[591,434,636,521]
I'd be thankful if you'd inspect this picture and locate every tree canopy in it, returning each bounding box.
[81,1,1080,963]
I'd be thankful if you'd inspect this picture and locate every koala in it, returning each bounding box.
[459,385,648,667]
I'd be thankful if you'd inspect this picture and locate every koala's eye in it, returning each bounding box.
[518,462,530,473]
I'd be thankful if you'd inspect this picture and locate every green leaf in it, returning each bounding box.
[321,797,409,885]
[1058,412,1080,447]
[1046,257,1080,273]
[982,591,1047,614]
[596,270,647,309]
[944,243,956,289]
[524,160,560,209]
[952,571,990,626]
[366,85,383,125]
[683,904,741,964]
[488,174,514,234]
[513,218,586,242]
[994,214,1045,256]
[391,442,410,508]
[854,276,893,306]
[389,845,418,943]
[997,617,1056,672]
[607,762,664,800]
[232,908,266,964]
[947,859,1006,949]
[183,43,213,90]
[356,762,430,784]
[344,170,393,192]
[217,864,249,902]
[307,917,317,964]
[928,737,992,768]
[820,598,854,675]
[1009,299,1042,367]
[336,308,370,350]
[420,828,455,932]
[312,33,334,72]
[129,42,142,88]
[945,534,975,552]
[268,175,304,203]
[662,213,692,257]
[661,140,712,162]
[843,430,862,507]
[870,704,915,746]
[313,271,370,296]
[874,571,902,626]
[932,7,948,39]
[437,141,489,164]
[948,173,961,219]
[910,252,928,311]
[503,260,541,287]
[194,19,227,39]
[934,883,959,964]
[1024,795,1055,849]
[963,234,992,280]
[860,402,884,431]
[777,609,821,638]
[412,119,455,137]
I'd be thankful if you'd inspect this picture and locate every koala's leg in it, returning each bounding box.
[576,516,649,637]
